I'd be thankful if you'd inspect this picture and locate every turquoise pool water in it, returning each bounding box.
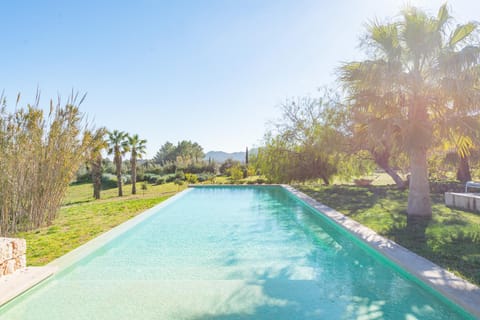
[0,186,473,319]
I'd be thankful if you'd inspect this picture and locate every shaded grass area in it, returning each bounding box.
[16,182,186,266]
[296,184,480,286]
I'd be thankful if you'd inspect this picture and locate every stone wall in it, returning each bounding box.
[0,237,26,277]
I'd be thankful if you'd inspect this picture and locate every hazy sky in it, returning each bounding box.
[2,0,479,157]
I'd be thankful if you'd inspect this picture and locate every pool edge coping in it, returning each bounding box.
[0,188,193,307]
[282,184,480,318]
[0,266,57,306]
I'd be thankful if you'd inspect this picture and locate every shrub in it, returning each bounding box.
[429,180,464,194]
[155,177,166,185]
[136,171,145,182]
[220,159,241,175]
[101,173,118,189]
[185,173,198,184]
[256,178,266,184]
[75,165,92,184]
[175,170,185,181]
[197,173,214,182]
[144,173,161,184]
[174,178,184,186]
[164,174,176,183]
[228,165,244,181]
[122,174,132,184]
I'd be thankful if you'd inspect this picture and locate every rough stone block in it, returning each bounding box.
[5,260,16,274]
[12,239,26,256]
[15,255,26,269]
[0,262,6,276]
[0,242,13,261]
[0,237,27,277]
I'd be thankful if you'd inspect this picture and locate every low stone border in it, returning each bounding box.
[0,266,56,306]
[445,192,480,213]
[283,185,480,318]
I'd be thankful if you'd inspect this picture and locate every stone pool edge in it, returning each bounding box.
[283,184,480,318]
[0,189,193,307]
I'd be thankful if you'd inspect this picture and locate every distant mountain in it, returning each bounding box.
[205,151,245,163]
[205,149,257,163]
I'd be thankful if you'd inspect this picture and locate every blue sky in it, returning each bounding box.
[2,0,479,157]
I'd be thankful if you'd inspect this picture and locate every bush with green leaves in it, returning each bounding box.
[220,159,241,175]
[197,173,214,182]
[144,173,160,183]
[155,177,166,185]
[185,173,198,184]
[174,178,184,186]
[228,165,244,181]
[164,174,176,183]
[175,170,185,181]
[101,173,118,189]
[75,165,92,184]
[122,174,132,185]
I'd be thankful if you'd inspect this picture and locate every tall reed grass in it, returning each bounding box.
[0,93,95,235]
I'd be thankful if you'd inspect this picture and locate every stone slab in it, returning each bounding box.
[445,192,480,212]
[0,266,56,306]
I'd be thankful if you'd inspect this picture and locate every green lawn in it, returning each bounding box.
[296,184,480,286]
[16,182,186,266]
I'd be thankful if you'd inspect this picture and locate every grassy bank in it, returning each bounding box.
[16,182,186,265]
[296,184,480,286]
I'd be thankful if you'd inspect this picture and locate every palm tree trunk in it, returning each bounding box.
[131,156,137,195]
[407,147,432,217]
[456,154,471,183]
[115,152,123,197]
[92,154,102,199]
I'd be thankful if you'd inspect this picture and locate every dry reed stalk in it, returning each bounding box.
[0,93,96,236]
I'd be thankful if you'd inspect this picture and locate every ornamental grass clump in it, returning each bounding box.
[0,93,95,235]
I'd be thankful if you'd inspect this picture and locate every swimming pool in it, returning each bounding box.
[0,186,474,319]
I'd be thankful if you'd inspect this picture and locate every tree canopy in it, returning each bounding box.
[257,94,369,184]
[153,140,204,165]
[340,4,480,217]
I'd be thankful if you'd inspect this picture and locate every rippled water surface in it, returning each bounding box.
[0,186,472,319]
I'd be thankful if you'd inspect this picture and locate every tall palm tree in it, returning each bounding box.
[107,130,129,196]
[128,134,147,195]
[341,4,480,217]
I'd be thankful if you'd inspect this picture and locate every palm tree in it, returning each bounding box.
[87,128,107,199]
[128,134,147,195]
[341,4,480,217]
[436,29,480,183]
[107,130,129,196]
